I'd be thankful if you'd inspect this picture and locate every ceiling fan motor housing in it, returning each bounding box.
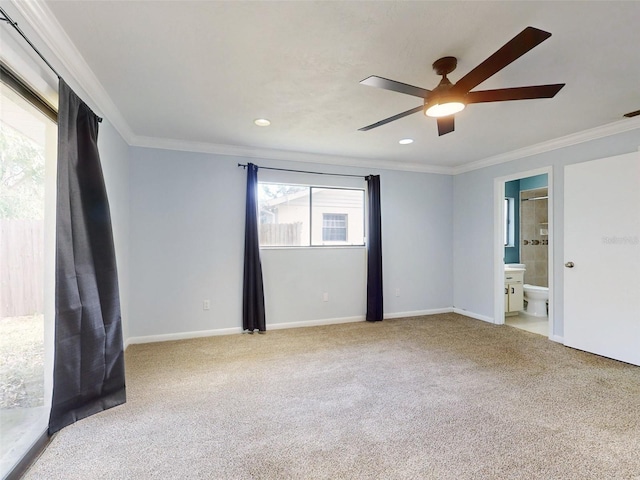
[432,56,458,76]
[424,57,461,114]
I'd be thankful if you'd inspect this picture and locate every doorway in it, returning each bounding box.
[493,167,555,339]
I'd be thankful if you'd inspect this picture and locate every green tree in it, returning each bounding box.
[259,183,306,200]
[0,123,45,220]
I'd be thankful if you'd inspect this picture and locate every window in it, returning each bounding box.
[322,213,347,241]
[504,197,515,247]
[1,65,57,479]
[258,183,364,247]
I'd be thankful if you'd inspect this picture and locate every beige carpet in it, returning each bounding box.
[23,314,640,479]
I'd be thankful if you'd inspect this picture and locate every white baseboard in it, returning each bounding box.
[126,326,243,347]
[384,308,454,319]
[453,308,495,324]
[268,315,364,330]
[124,309,459,348]
[123,309,561,350]
[270,308,456,329]
[125,318,364,347]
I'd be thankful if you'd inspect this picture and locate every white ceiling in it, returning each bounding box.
[42,1,640,172]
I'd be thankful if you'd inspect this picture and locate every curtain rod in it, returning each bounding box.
[1,7,61,79]
[0,6,102,123]
[237,163,367,179]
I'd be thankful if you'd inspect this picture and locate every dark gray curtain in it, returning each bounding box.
[366,175,383,321]
[242,163,266,332]
[49,80,126,434]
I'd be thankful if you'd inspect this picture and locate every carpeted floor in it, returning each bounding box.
[23,313,640,479]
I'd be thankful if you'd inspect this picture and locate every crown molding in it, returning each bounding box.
[453,116,640,175]
[11,0,640,178]
[132,116,640,176]
[10,0,135,144]
[130,134,454,175]
[9,0,450,175]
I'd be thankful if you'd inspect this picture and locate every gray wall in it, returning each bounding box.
[97,122,131,340]
[453,129,640,338]
[128,148,453,338]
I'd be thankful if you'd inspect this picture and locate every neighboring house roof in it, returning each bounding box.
[261,187,364,209]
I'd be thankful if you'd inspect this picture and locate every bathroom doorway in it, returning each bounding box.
[493,167,555,339]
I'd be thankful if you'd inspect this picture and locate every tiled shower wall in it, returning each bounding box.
[520,188,548,287]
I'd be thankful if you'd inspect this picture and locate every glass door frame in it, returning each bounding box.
[0,61,57,480]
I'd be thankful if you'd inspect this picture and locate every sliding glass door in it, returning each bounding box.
[0,74,56,478]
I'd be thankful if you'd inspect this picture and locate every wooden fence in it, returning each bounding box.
[0,220,44,318]
[259,222,303,246]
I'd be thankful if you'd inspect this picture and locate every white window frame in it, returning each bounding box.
[504,197,515,247]
[322,213,348,242]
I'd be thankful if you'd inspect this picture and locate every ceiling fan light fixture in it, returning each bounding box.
[424,98,465,118]
[358,28,563,135]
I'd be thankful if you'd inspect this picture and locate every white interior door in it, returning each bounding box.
[564,151,640,365]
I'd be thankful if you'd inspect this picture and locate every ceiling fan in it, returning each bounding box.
[359,26,565,136]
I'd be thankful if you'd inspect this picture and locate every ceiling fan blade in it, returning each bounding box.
[358,105,424,131]
[437,116,455,136]
[451,27,552,96]
[360,75,431,99]
[465,84,565,103]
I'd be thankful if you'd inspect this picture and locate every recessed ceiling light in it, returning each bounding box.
[254,118,271,127]
[399,138,414,145]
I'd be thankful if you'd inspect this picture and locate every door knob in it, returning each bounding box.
[565,261,574,268]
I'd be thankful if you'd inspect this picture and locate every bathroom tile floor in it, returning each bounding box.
[505,312,548,337]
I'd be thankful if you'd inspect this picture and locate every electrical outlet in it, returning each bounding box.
[322,292,329,302]
[203,300,211,310]
[395,288,400,297]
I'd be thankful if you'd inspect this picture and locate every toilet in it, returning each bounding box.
[523,284,549,317]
